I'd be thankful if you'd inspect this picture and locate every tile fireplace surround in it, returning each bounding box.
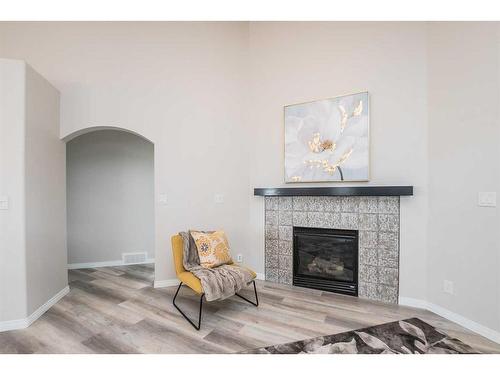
[264,196,400,303]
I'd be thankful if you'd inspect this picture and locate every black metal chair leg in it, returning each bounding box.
[172,282,204,330]
[235,280,259,306]
[173,280,258,330]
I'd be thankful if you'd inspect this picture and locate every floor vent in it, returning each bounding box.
[122,252,148,264]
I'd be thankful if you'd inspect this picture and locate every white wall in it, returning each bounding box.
[0,22,252,283]
[247,22,430,301]
[24,64,67,315]
[67,130,154,265]
[427,23,500,332]
[0,59,28,322]
[0,59,65,325]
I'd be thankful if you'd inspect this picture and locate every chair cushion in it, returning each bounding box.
[178,265,257,297]
[171,235,186,276]
[240,265,257,279]
[178,271,203,295]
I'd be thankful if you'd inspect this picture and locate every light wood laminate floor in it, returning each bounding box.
[1,264,499,354]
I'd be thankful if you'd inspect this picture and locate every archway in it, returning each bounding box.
[62,125,154,144]
[64,126,156,287]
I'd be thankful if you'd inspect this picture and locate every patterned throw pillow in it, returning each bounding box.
[190,230,233,268]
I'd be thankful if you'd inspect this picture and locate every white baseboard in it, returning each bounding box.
[0,285,70,333]
[399,297,500,344]
[68,258,155,270]
[154,279,179,288]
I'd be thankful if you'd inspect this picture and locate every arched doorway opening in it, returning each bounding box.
[64,127,155,288]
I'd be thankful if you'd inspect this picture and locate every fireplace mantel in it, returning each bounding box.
[254,186,413,197]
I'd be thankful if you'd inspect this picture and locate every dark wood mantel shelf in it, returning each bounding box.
[254,186,413,197]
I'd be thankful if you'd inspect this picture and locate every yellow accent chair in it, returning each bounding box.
[171,234,259,330]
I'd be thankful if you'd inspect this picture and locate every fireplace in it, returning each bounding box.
[293,226,358,296]
[260,192,407,303]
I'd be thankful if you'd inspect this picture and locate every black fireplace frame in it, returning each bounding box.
[292,226,359,296]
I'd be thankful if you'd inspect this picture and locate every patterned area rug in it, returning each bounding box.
[242,318,479,354]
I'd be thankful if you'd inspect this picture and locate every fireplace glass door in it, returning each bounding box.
[293,227,358,295]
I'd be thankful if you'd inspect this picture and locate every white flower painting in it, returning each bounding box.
[284,92,369,182]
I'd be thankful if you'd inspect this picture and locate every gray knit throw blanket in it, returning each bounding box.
[179,231,255,301]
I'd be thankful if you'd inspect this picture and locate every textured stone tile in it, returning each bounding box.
[265,197,279,211]
[292,196,310,211]
[340,213,359,229]
[358,197,379,213]
[265,225,278,240]
[323,197,342,212]
[368,283,380,300]
[379,232,399,252]
[265,210,278,226]
[358,281,378,299]
[359,247,378,266]
[378,197,399,214]
[359,264,378,283]
[265,267,278,283]
[278,269,292,285]
[309,197,326,211]
[292,211,309,227]
[278,225,293,241]
[378,285,398,304]
[265,239,278,255]
[278,255,293,271]
[308,212,327,228]
[358,282,367,298]
[379,267,398,287]
[279,210,292,226]
[359,231,378,248]
[359,213,378,231]
[378,249,399,268]
[341,197,359,213]
[278,240,292,256]
[378,214,399,232]
[265,254,279,269]
[325,212,341,228]
[278,197,293,211]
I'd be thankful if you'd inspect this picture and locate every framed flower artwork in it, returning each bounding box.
[284,92,369,182]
